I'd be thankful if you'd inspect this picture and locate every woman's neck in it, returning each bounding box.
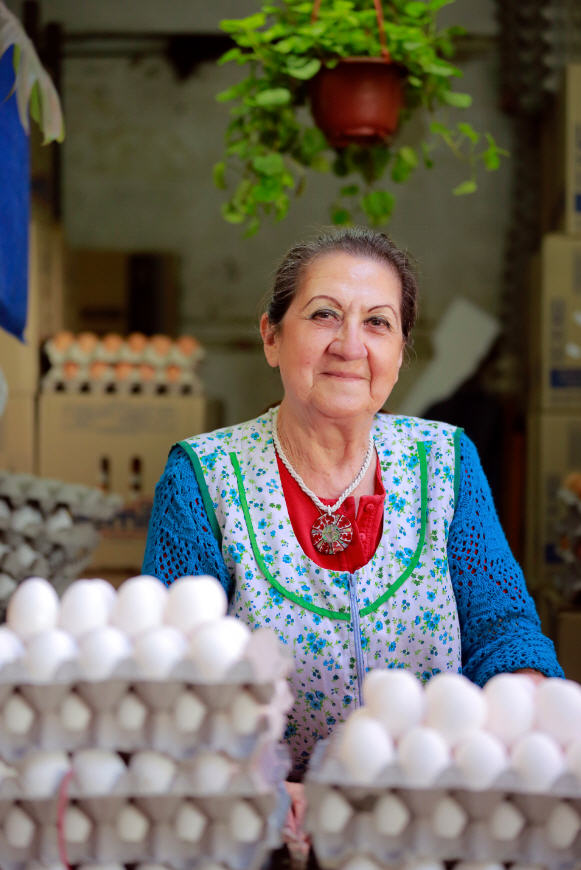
[275,401,376,501]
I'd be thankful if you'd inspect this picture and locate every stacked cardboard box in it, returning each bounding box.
[528,64,581,679]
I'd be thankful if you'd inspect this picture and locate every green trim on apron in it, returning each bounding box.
[229,441,428,620]
[453,427,464,508]
[177,440,222,546]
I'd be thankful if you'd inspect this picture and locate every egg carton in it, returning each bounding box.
[0,785,287,868]
[0,677,292,760]
[305,741,581,869]
[44,333,204,369]
[0,473,122,521]
[40,368,204,397]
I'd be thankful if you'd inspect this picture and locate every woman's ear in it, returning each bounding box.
[260,313,280,368]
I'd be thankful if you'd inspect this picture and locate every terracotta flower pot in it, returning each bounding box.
[310,57,405,148]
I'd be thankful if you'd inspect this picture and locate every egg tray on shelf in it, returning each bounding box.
[40,366,204,396]
[306,742,581,870]
[0,780,288,869]
[0,673,292,762]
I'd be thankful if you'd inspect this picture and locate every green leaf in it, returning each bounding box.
[220,13,266,33]
[217,47,245,65]
[340,185,359,197]
[404,2,429,18]
[442,91,472,108]
[221,203,245,224]
[391,146,418,183]
[254,88,292,107]
[457,122,479,144]
[361,190,395,222]
[430,121,450,137]
[453,180,477,195]
[331,208,352,225]
[213,161,226,189]
[252,153,285,175]
[407,75,422,87]
[421,142,434,169]
[422,60,458,77]
[285,57,321,80]
[243,218,261,238]
[428,0,456,9]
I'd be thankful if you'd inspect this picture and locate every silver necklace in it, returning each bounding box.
[272,408,375,555]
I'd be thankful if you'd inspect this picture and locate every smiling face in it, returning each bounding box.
[261,252,405,423]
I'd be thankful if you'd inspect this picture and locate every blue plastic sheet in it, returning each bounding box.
[0,46,30,341]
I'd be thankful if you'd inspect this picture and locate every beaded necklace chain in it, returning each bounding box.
[272,408,375,555]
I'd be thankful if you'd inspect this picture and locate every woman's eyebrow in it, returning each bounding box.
[369,303,399,318]
[300,294,342,311]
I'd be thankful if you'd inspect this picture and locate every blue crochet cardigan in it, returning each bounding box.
[143,430,563,686]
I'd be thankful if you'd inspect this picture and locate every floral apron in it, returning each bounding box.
[180,409,462,776]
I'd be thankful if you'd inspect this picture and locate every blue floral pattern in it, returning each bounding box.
[184,410,462,775]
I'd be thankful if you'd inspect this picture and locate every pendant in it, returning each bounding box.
[311,512,353,555]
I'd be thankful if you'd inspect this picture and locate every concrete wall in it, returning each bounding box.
[35,0,512,424]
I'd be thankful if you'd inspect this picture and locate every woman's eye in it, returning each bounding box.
[311,309,339,322]
[366,316,391,331]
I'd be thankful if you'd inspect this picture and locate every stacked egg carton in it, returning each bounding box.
[305,670,581,870]
[0,574,293,868]
[41,331,205,395]
[0,472,122,607]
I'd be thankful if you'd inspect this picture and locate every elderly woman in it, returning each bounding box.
[143,227,562,780]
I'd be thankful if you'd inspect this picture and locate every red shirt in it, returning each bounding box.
[275,454,386,572]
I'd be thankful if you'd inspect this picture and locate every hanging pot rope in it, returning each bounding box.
[311,0,391,61]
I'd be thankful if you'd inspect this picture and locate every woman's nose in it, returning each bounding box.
[330,321,367,359]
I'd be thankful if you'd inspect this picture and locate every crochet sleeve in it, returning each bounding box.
[448,432,564,686]
[142,445,233,598]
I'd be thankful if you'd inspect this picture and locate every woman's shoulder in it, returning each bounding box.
[374,412,461,443]
[178,410,273,454]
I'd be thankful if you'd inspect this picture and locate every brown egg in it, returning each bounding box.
[77,332,98,354]
[176,335,200,357]
[128,332,148,354]
[114,362,134,382]
[138,364,156,382]
[89,361,110,381]
[52,331,75,352]
[103,333,123,354]
[151,334,172,358]
[165,364,182,384]
[63,361,80,380]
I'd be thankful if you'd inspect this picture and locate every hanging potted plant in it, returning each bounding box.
[214,0,507,236]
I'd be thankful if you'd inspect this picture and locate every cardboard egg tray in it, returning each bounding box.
[0,782,288,868]
[305,742,581,869]
[40,367,204,396]
[0,674,291,761]
[44,334,204,369]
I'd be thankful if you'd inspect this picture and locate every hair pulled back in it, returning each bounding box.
[265,226,418,342]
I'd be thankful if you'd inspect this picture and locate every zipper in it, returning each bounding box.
[348,573,365,706]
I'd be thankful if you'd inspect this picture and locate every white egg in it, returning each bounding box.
[191,752,233,792]
[488,800,526,841]
[229,799,263,842]
[455,730,508,788]
[545,801,581,849]
[336,711,394,782]
[117,691,148,731]
[7,577,59,639]
[431,796,468,839]
[535,679,581,746]
[4,805,36,848]
[565,737,581,780]
[174,800,207,842]
[60,692,92,732]
[130,751,176,793]
[73,749,125,795]
[511,732,565,791]
[189,616,250,679]
[116,802,150,842]
[318,789,353,834]
[164,575,227,633]
[78,626,132,679]
[483,673,535,746]
[133,625,186,678]
[362,668,425,738]
[111,574,166,637]
[372,792,410,837]
[342,858,382,870]
[64,805,93,843]
[3,693,35,735]
[59,578,116,638]
[424,673,486,745]
[229,689,263,736]
[174,689,206,733]
[25,629,78,681]
[21,750,70,797]
[0,625,24,666]
[397,726,451,786]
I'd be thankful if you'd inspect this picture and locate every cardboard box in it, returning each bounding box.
[541,63,581,236]
[556,610,581,682]
[529,234,581,409]
[0,206,65,392]
[38,393,212,570]
[0,392,36,473]
[525,410,581,589]
[65,249,178,336]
